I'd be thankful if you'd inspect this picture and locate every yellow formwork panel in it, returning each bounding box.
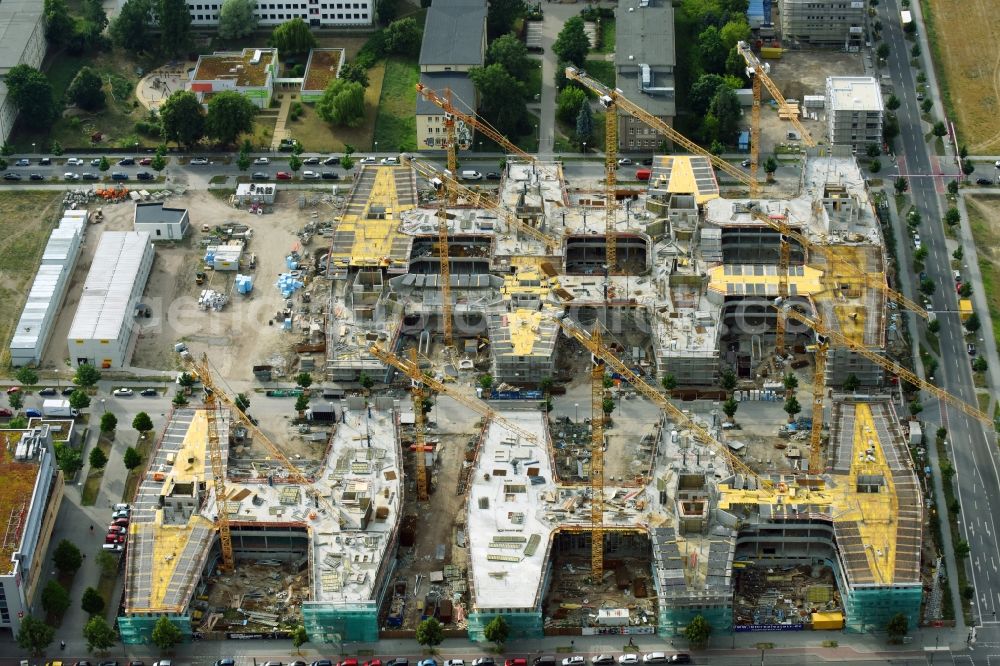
[505,309,549,356]
[148,515,216,610]
[172,410,210,485]
[707,264,825,295]
[331,166,416,267]
[650,156,720,205]
[501,267,560,302]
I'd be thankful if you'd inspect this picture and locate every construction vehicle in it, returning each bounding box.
[195,272,206,285]
[565,66,759,196]
[779,305,993,425]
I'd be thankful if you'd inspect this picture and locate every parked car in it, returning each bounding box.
[91,158,102,166]
[117,157,135,165]
[359,156,377,164]
[312,660,333,666]
[40,157,51,165]
[189,157,209,165]
[471,660,494,666]
[108,525,126,535]
[668,656,691,665]
[113,387,134,396]
[25,408,41,418]
[591,657,615,666]
[485,172,501,180]
[323,156,339,165]
[153,661,172,666]
[417,660,436,666]
[38,387,57,396]
[3,172,22,180]
[252,172,268,180]
[444,661,465,666]
[321,171,339,180]
[385,660,409,666]
[276,171,292,180]
[61,387,75,395]
[363,660,382,666]
[505,660,526,666]
[303,157,320,165]
[618,657,639,665]
[213,659,235,666]
[968,343,977,356]
[562,658,585,666]
[141,388,158,397]
[254,157,270,165]
[138,157,152,165]
[64,172,81,180]
[6,387,20,395]
[642,655,668,665]
[337,659,356,666]
[380,156,399,165]
[112,517,129,527]
[111,172,129,181]
[82,172,99,180]
[977,177,993,185]
[617,158,633,166]
[0,408,12,417]
[15,158,29,166]
[29,173,44,180]
[302,170,320,179]
[136,171,153,180]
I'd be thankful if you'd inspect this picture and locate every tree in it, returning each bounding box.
[385,18,422,57]
[866,143,881,158]
[339,62,370,88]
[894,177,909,194]
[876,43,890,60]
[172,391,189,407]
[160,91,206,149]
[151,616,183,650]
[44,0,76,46]
[15,367,37,386]
[965,312,981,333]
[123,446,142,471]
[83,615,116,653]
[469,64,528,137]
[53,539,83,574]
[884,114,900,143]
[89,446,108,470]
[81,0,109,47]
[41,580,70,618]
[100,412,118,433]
[67,389,90,411]
[55,443,83,477]
[237,151,251,171]
[178,372,196,389]
[290,624,308,654]
[341,154,355,170]
[697,25,728,74]
[684,614,712,649]
[376,0,399,25]
[886,613,908,642]
[269,18,317,55]
[295,394,310,414]
[98,156,110,172]
[932,120,947,137]
[709,86,741,143]
[487,33,531,79]
[8,392,23,411]
[296,372,313,389]
[576,100,593,147]
[219,0,258,38]
[316,79,366,127]
[74,363,101,388]
[919,278,935,295]
[928,318,940,334]
[959,282,972,298]
[721,368,737,392]
[661,373,677,392]
[415,617,444,649]
[955,539,971,558]
[783,372,798,392]
[16,616,54,656]
[68,67,106,111]
[235,393,251,413]
[911,42,921,58]
[483,615,509,649]
[288,153,302,173]
[359,371,374,390]
[722,397,738,421]
[784,396,801,421]
[909,400,923,417]
[487,0,526,38]
[948,179,959,195]
[479,373,494,391]
[843,373,860,392]
[869,158,881,173]
[886,94,900,111]
[944,207,960,226]
[132,411,154,436]
[206,90,258,146]
[110,0,152,53]
[5,65,55,130]
[81,587,105,615]
[763,155,778,176]
[974,356,988,373]
[602,397,616,415]
[159,0,192,55]
[553,17,590,68]
[719,18,750,49]
[556,86,587,125]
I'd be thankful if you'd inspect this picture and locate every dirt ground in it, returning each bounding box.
[925,0,1000,151]
[200,558,310,631]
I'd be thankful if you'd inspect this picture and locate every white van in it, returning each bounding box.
[461,170,483,181]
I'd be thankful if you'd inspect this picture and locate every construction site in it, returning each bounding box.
[111,51,996,646]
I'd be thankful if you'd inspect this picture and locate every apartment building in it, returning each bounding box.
[0,0,47,144]
[825,76,883,151]
[780,0,865,47]
[181,1,373,28]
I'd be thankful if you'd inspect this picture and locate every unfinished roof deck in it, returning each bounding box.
[647,156,720,205]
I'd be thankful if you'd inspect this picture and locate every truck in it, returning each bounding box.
[42,399,79,418]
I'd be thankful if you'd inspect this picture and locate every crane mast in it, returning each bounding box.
[590,328,606,578]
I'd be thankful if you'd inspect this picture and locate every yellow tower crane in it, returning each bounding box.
[565,66,760,196]
[431,179,454,348]
[808,339,828,474]
[408,348,431,501]
[202,383,234,571]
[776,234,790,355]
[598,95,619,272]
[589,328,606,578]
[780,306,994,424]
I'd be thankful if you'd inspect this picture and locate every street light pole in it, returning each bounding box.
[575,402,579,423]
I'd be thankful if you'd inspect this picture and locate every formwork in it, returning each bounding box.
[302,600,379,643]
[466,610,544,641]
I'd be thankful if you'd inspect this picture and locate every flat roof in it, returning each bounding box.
[302,48,344,92]
[67,231,152,342]
[615,0,675,68]
[0,431,45,575]
[134,202,187,226]
[0,0,42,73]
[826,76,883,112]
[416,72,476,116]
[192,48,276,88]
[419,2,486,66]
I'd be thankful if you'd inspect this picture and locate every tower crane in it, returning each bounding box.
[554,317,773,491]
[565,67,761,196]
[808,339,829,474]
[589,327,607,578]
[598,94,618,272]
[409,348,432,501]
[779,306,994,424]
[368,343,541,444]
[749,208,930,319]
[202,382,234,571]
[428,177,454,348]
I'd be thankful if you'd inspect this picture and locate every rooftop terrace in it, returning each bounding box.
[0,432,45,575]
[192,48,276,88]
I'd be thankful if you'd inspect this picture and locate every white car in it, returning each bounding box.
[562,658,585,666]
[66,157,84,166]
[63,172,80,180]
[617,657,639,665]
[444,661,465,666]
[112,387,134,397]
[302,170,320,179]
[617,158,633,166]
[90,157,102,166]
[253,157,269,165]
[359,156,377,164]
[189,157,209,165]
[380,156,399,165]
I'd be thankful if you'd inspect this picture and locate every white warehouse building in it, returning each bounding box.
[67,231,155,369]
[133,202,190,240]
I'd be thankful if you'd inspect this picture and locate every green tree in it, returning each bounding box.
[159,0,192,55]
[911,42,921,58]
[783,372,798,392]
[178,372,196,389]
[721,368,737,392]
[487,0,526,38]
[784,395,801,420]
[886,613,908,642]
[41,580,70,618]
[151,616,183,650]
[98,156,110,172]
[843,373,860,392]
[697,25,728,74]
[928,318,941,334]
[54,443,83,477]
[722,397,738,421]
[44,0,76,46]
[476,374,493,391]
[385,18,422,57]
[876,43,890,60]
[81,0,109,47]
[359,371,374,390]
[556,85,587,125]
[151,153,167,172]
[966,312,981,332]
[684,614,712,649]
[73,363,101,388]
[269,18,317,55]
[68,389,91,411]
[886,94,900,111]
[469,63,528,137]
[948,179,959,195]
[81,587,105,615]
[416,616,444,649]
[15,367,37,386]
[316,79,366,127]
[100,412,118,433]
[68,66,106,111]
[709,86,741,143]
[487,33,531,79]
[959,282,972,297]
[295,394,310,414]
[296,372,313,388]
[53,539,83,574]
[0,141,11,156]
[110,0,152,53]
[123,446,142,471]
[339,62,370,88]
[8,416,26,429]
[5,65,55,130]
[160,90,205,149]
[763,155,778,176]
[909,400,923,416]
[944,207,960,226]
[869,158,881,173]
[866,143,881,158]
[235,393,251,413]
[376,0,399,25]
[290,624,308,653]
[483,615,509,649]
[962,159,975,178]
[83,615,116,653]
[219,0,258,38]
[206,90,258,146]
[973,356,988,373]
[661,374,678,392]
[132,411,154,436]
[553,17,589,67]
[172,391,189,407]
[894,176,909,194]
[237,151,251,171]
[288,153,302,173]
[16,616,54,656]
[719,18,750,49]
[602,396,616,415]
[932,120,947,137]
[89,445,108,470]
[8,392,23,412]
[576,100,593,147]
[919,278,935,295]
[341,154,355,170]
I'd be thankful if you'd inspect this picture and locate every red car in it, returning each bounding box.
[6,386,20,395]
[0,408,11,417]
[139,157,152,165]
[276,171,292,180]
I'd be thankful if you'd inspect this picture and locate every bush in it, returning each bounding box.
[134,120,162,137]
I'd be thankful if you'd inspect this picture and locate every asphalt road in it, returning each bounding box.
[881,0,1000,651]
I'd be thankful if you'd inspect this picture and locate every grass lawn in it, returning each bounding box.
[584,59,616,89]
[555,109,606,155]
[81,437,113,506]
[966,195,1000,352]
[597,18,616,54]
[373,57,420,153]
[525,59,542,102]
[0,192,63,368]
